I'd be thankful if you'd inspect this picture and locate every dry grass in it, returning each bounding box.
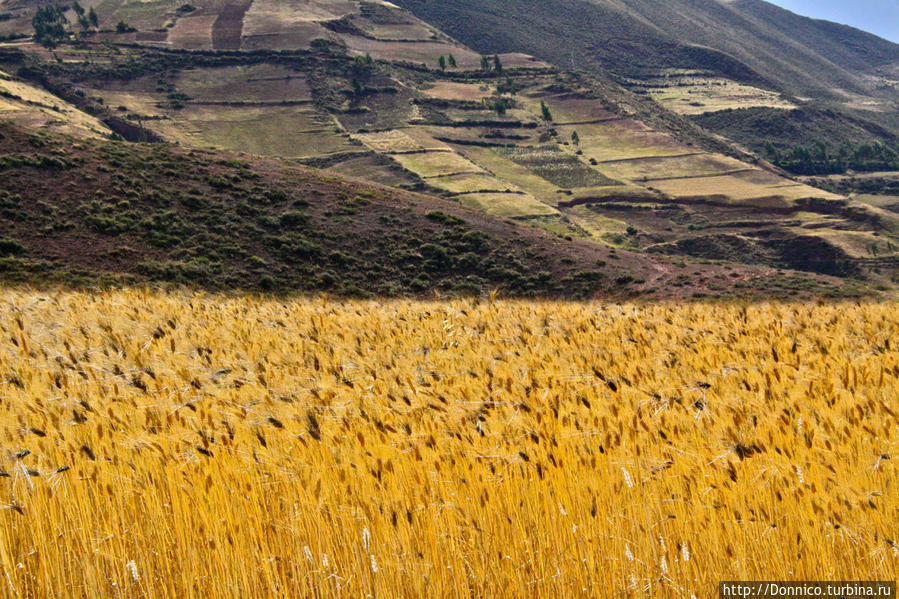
[0,70,112,139]
[457,191,559,217]
[390,150,486,178]
[0,289,896,598]
[651,172,843,204]
[645,77,796,116]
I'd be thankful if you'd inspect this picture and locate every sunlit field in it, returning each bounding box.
[0,289,896,597]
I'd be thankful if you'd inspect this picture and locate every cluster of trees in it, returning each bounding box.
[350,53,374,97]
[481,55,503,74]
[765,140,899,175]
[33,2,99,48]
[436,54,456,71]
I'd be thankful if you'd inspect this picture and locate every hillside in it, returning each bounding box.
[392,0,899,164]
[5,119,835,299]
[0,0,895,293]
[392,0,899,102]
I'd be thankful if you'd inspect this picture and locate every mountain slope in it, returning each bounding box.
[391,0,899,102]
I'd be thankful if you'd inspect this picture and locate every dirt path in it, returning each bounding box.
[212,0,253,50]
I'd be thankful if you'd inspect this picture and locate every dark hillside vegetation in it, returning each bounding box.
[694,107,899,175]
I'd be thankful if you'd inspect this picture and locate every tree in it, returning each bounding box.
[571,130,579,146]
[485,97,509,115]
[448,54,456,68]
[438,55,446,71]
[493,54,503,74]
[71,2,91,31]
[481,56,491,71]
[32,4,68,48]
[540,100,552,122]
[88,7,99,28]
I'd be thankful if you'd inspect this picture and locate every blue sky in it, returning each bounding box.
[767,1,899,43]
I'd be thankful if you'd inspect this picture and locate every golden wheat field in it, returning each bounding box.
[0,288,896,598]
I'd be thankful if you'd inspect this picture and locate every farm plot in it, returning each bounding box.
[239,0,345,50]
[450,144,562,199]
[557,120,692,162]
[646,76,796,115]
[599,152,753,182]
[422,81,494,102]
[522,95,619,124]
[1,293,898,598]
[341,36,483,68]
[353,129,450,153]
[92,0,182,31]
[173,65,313,103]
[496,145,619,189]
[427,173,523,195]
[422,125,534,146]
[325,154,420,188]
[458,192,559,217]
[390,150,486,178]
[167,13,217,50]
[792,228,899,258]
[153,105,359,158]
[650,170,842,205]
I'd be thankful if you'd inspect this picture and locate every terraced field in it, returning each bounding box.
[635,70,797,116]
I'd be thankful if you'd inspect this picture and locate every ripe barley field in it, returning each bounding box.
[0,289,896,597]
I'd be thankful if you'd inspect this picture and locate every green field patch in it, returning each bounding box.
[89,89,168,118]
[458,192,559,218]
[435,107,540,126]
[449,144,561,199]
[853,194,899,209]
[496,145,619,188]
[565,184,654,203]
[173,65,312,103]
[152,105,357,158]
[599,153,752,182]
[428,173,523,195]
[561,205,631,244]
[391,150,486,178]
